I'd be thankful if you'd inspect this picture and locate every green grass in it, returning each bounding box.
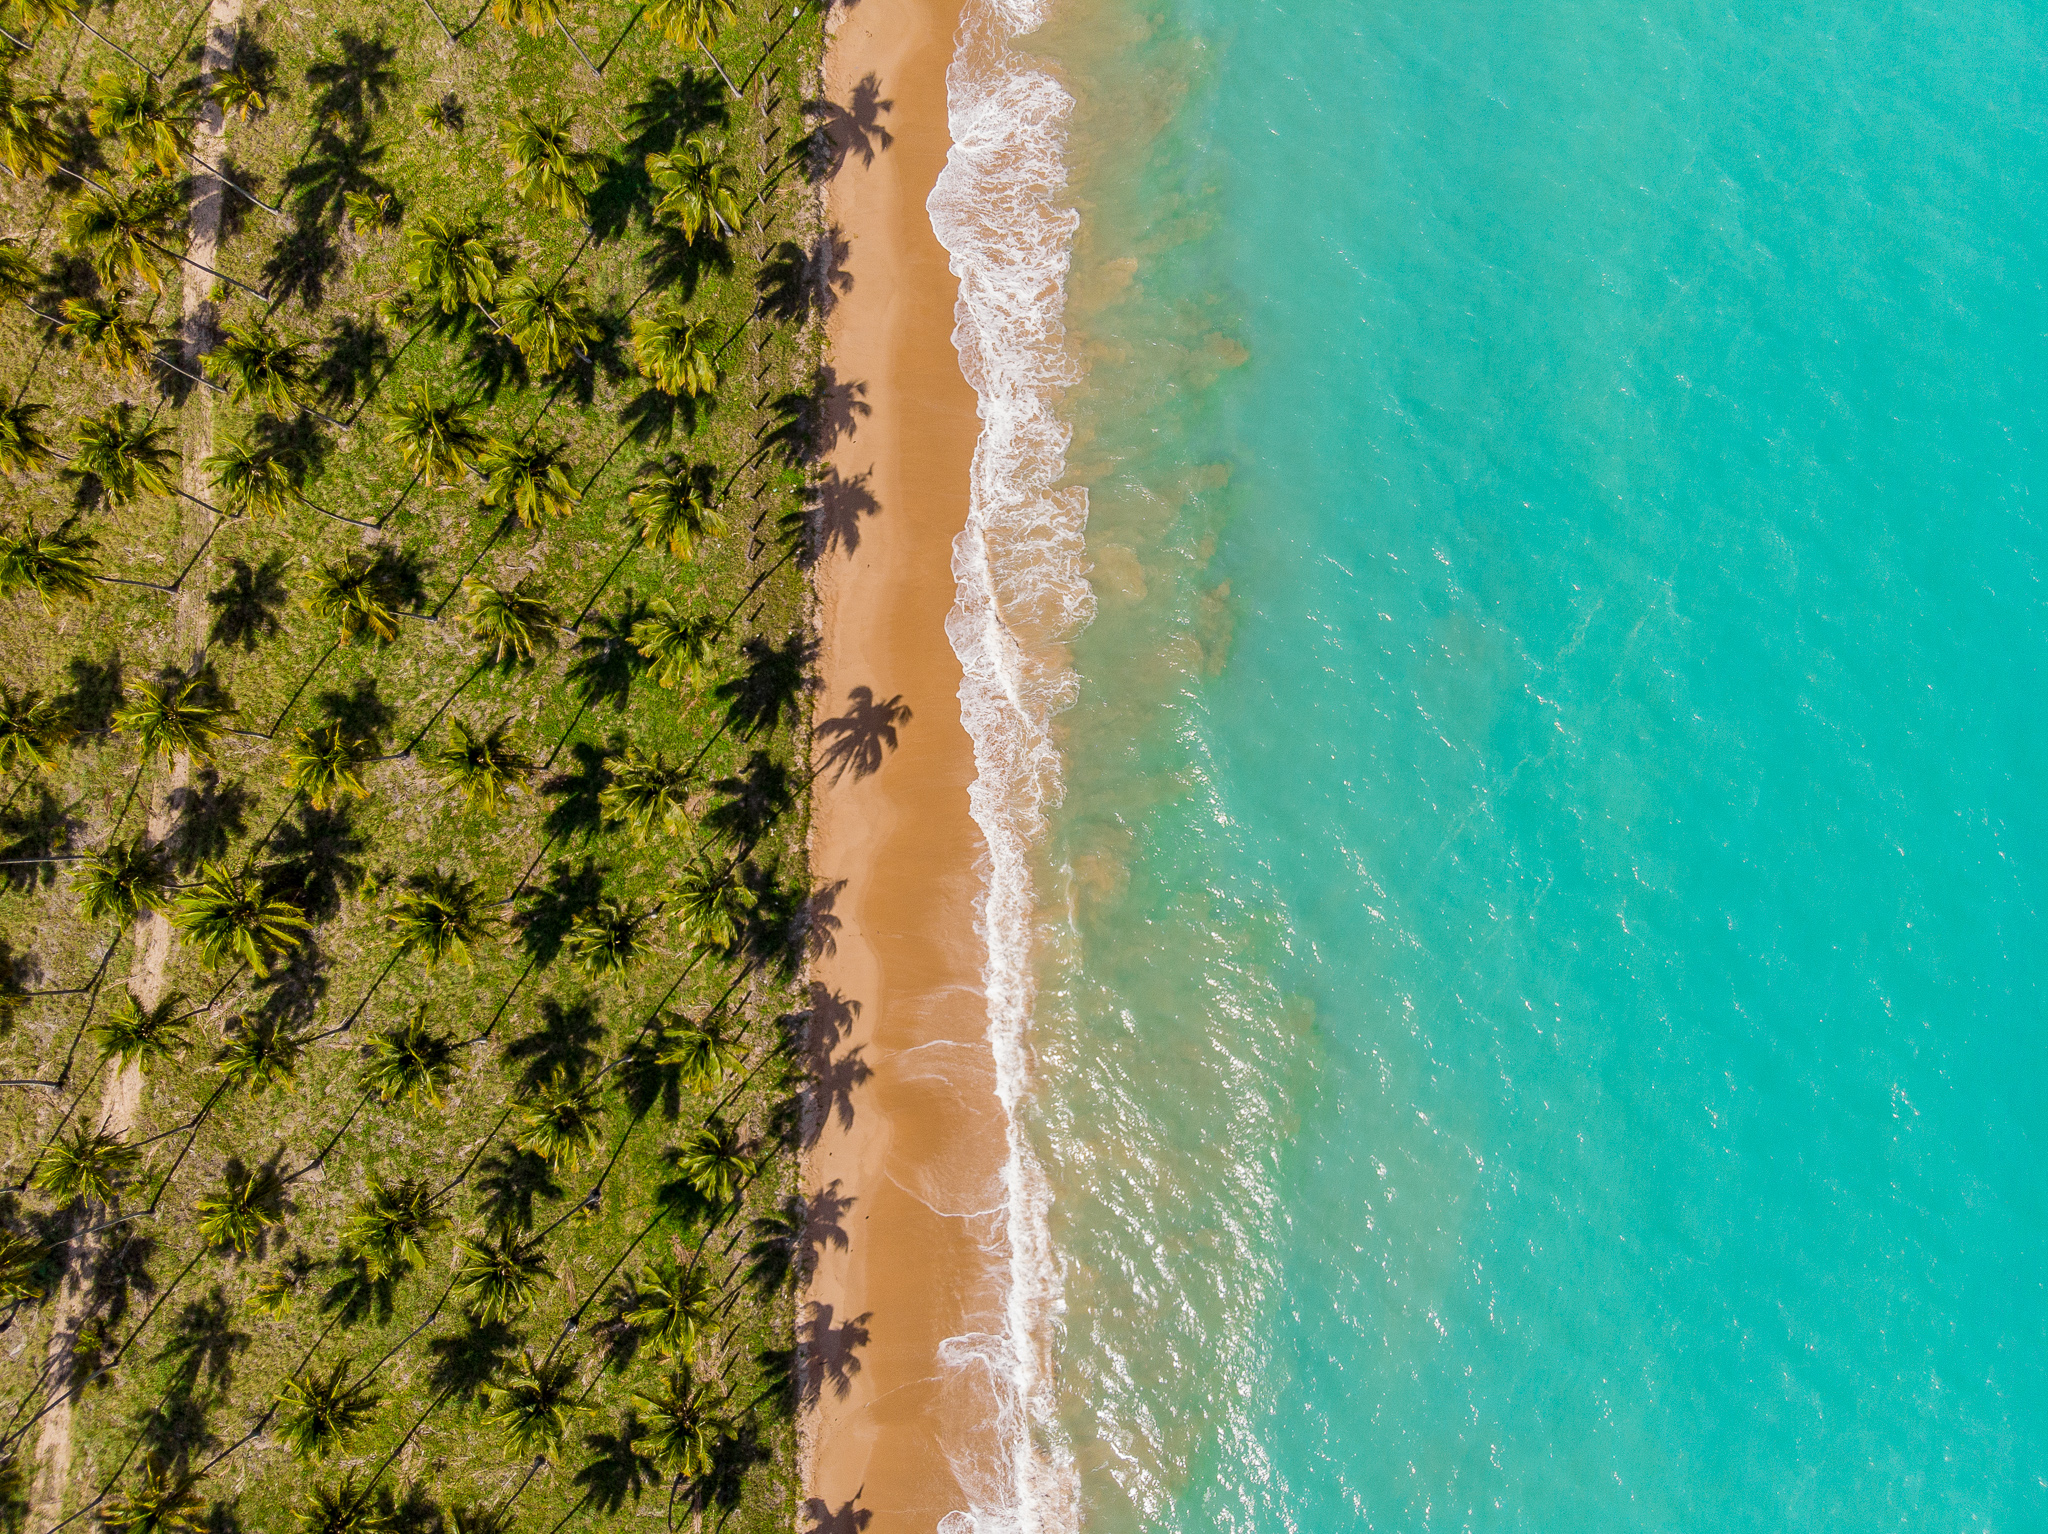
[0,0,828,1530]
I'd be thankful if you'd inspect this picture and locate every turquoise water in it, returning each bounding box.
[1016,0,2048,1527]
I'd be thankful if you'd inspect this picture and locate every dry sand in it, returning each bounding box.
[803,0,1015,1528]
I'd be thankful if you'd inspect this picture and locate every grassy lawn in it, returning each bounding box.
[0,0,831,1530]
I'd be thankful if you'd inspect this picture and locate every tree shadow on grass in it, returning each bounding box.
[502,993,603,1090]
[514,858,607,967]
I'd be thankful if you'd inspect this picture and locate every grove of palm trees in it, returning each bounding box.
[0,0,836,1527]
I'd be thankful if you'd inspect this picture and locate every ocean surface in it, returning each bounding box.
[930,0,2048,1529]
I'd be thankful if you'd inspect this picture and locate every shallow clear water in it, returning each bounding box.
[1007,0,2048,1526]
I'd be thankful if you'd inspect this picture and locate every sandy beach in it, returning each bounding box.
[804,0,1009,1527]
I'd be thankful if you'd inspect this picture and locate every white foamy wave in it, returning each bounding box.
[927,0,1089,1527]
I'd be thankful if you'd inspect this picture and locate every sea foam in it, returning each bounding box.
[926,0,1088,1527]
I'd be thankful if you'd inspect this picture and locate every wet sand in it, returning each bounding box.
[804,0,1010,1528]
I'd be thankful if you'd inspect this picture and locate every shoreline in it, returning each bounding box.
[805,0,1009,1527]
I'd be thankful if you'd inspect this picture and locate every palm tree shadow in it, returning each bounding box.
[812,687,909,782]
[164,770,251,872]
[799,1495,872,1534]
[472,1147,562,1235]
[425,1311,521,1401]
[207,553,289,651]
[804,71,894,182]
[303,30,399,125]
[540,740,619,842]
[809,465,878,562]
[502,993,604,1090]
[715,633,816,741]
[574,1409,655,1512]
[513,858,607,967]
[796,1301,871,1409]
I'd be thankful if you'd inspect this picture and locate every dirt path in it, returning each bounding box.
[23,4,239,1518]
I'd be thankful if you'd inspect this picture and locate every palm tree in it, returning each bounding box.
[481,1350,581,1462]
[672,855,752,956]
[207,436,303,518]
[501,109,596,218]
[87,71,194,178]
[599,747,692,843]
[215,1013,305,1095]
[32,1125,139,1206]
[195,1163,282,1254]
[98,1458,201,1534]
[626,459,724,560]
[630,307,717,398]
[56,297,157,378]
[0,237,41,304]
[387,385,486,485]
[116,676,225,767]
[630,598,714,690]
[386,871,495,968]
[77,839,172,924]
[71,404,179,505]
[0,520,100,608]
[0,1230,49,1304]
[207,319,306,412]
[305,556,401,644]
[208,64,270,123]
[463,576,559,665]
[480,437,580,526]
[282,723,374,809]
[453,1231,553,1322]
[565,898,655,982]
[490,0,560,34]
[653,1015,738,1095]
[630,1366,727,1481]
[276,1360,383,1460]
[622,1256,717,1360]
[340,1178,446,1278]
[0,400,51,474]
[403,213,498,315]
[359,1008,457,1111]
[645,140,741,243]
[514,1073,603,1169]
[673,1117,754,1205]
[496,274,599,373]
[0,687,73,773]
[89,989,188,1070]
[295,1479,388,1534]
[173,863,310,975]
[643,0,737,56]
[426,719,532,813]
[0,83,70,176]
[59,181,181,293]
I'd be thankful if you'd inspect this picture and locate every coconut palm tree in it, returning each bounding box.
[0,686,73,773]
[387,385,486,485]
[482,1350,581,1462]
[0,520,100,608]
[277,1360,383,1459]
[626,459,725,560]
[463,576,559,665]
[479,437,580,527]
[71,404,179,505]
[453,1231,553,1322]
[489,0,560,34]
[88,989,188,1071]
[0,1230,49,1304]
[205,436,302,518]
[359,1008,457,1111]
[565,898,655,982]
[57,297,160,378]
[282,723,374,809]
[673,1117,754,1205]
[0,400,51,474]
[76,839,172,925]
[514,1073,603,1169]
[643,0,739,73]
[207,319,306,412]
[340,1178,446,1278]
[386,872,494,968]
[630,307,717,398]
[305,556,402,644]
[501,109,597,218]
[645,139,741,243]
[599,747,692,843]
[426,719,532,813]
[294,1478,386,1534]
[622,1256,717,1360]
[653,1015,738,1095]
[32,1125,139,1206]
[97,1458,200,1534]
[496,274,599,373]
[87,71,195,178]
[403,213,498,316]
[116,676,224,767]
[672,855,752,956]
[208,64,270,123]
[59,181,181,293]
[630,1366,727,1481]
[630,598,714,691]
[195,1163,282,1254]
[0,83,70,176]
[174,863,310,975]
[215,1012,304,1095]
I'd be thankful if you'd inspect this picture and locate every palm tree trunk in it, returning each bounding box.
[47,932,125,1091]
[281,1085,375,1183]
[241,788,303,871]
[264,637,342,738]
[401,658,489,754]
[543,1203,667,1365]
[421,0,458,43]
[73,15,158,76]
[554,14,602,74]
[324,948,406,1038]
[568,530,646,630]
[595,3,645,72]
[182,148,284,217]
[698,41,741,98]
